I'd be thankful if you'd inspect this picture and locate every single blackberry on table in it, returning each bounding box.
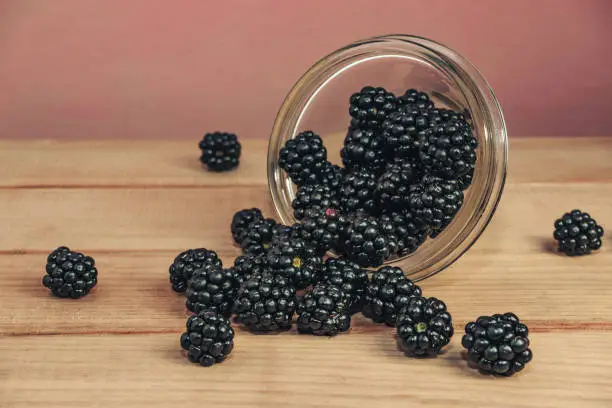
[169,248,222,293]
[42,246,98,299]
[380,211,429,257]
[185,266,238,316]
[266,238,323,290]
[297,283,351,336]
[233,253,268,285]
[343,216,394,267]
[180,310,234,367]
[231,208,264,246]
[363,266,422,326]
[198,132,241,172]
[381,108,429,159]
[349,86,397,129]
[323,258,369,314]
[278,130,327,186]
[292,183,340,220]
[396,296,453,357]
[553,209,604,256]
[376,159,420,211]
[409,175,464,233]
[299,208,349,255]
[397,88,434,110]
[419,119,477,179]
[462,313,533,376]
[233,273,297,332]
[341,127,386,174]
[240,218,277,255]
[340,168,379,216]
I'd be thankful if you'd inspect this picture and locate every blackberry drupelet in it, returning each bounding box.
[363,266,422,326]
[199,132,241,172]
[462,313,533,376]
[266,238,323,290]
[341,127,386,174]
[180,310,234,367]
[292,183,340,220]
[553,209,604,256]
[323,258,369,314]
[169,248,222,293]
[42,246,98,299]
[233,253,268,285]
[396,296,453,357]
[376,159,420,211]
[233,273,297,332]
[349,86,397,129]
[380,210,429,257]
[340,168,379,216]
[231,208,264,246]
[343,216,394,267]
[419,119,477,179]
[278,130,327,186]
[297,283,351,336]
[381,108,429,159]
[397,89,434,110]
[185,266,238,316]
[299,208,348,255]
[409,175,464,232]
[240,218,277,255]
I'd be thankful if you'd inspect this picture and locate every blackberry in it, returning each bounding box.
[180,311,234,367]
[299,208,348,254]
[553,209,604,256]
[425,108,467,128]
[323,258,369,314]
[292,184,340,220]
[380,211,428,257]
[297,283,351,336]
[343,216,394,267]
[419,119,477,179]
[340,168,379,216]
[363,266,422,326]
[266,238,323,290]
[319,162,344,191]
[381,108,429,159]
[397,89,434,110]
[349,86,397,129]
[42,246,98,299]
[409,175,464,232]
[375,159,420,211]
[168,248,222,293]
[185,265,238,316]
[233,253,268,285]
[396,296,453,357]
[462,313,533,376]
[231,208,264,246]
[233,274,297,332]
[457,167,474,191]
[341,127,386,174]
[278,130,327,186]
[240,218,277,255]
[198,132,241,172]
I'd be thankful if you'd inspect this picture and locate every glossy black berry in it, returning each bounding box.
[396,296,453,356]
[231,208,264,246]
[199,132,241,172]
[376,159,420,211]
[266,238,323,290]
[363,266,422,326]
[168,248,222,293]
[553,209,604,256]
[409,175,464,233]
[185,266,238,316]
[297,283,351,336]
[240,218,277,255]
[278,130,327,186]
[292,184,340,220]
[462,313,533,376]
[344,215,394,267]
[397,89,434,110]
[380,210,429,257]
[42,246,98,299]
[349,86,397,129]
[381,108,429,159]
[319,163,345,191]
[233,274,297,332]
[341,127,386,174]
[323,258,369,314]
[299,208,348,255]
[233,253,268,286]
[180,310,234,367]
[340,168,379,216]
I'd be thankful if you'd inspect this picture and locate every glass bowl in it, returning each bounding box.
[267,34,507,281]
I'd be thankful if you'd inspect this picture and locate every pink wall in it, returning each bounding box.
[1,0,611,139]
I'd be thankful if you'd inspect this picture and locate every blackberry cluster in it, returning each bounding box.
[376,159,419,210]
[553,209,604,256]
[343,216,394,267]
[340,168,378,216]
[42,247,98,299]
[266,238,323,290]
[363,266,422,326]
[381,108,429,159]
[231,208,263,245]
[292,184,340,220]
[240,218,277,255]
[323,258,369,314]
[185,266,238,316]
[409,175,464,233]
[233,274,297,332]
[233,253,267,285]
[341,127,386,174]
[180,311,234,367]
[169,248,222,293]
[462,313,533,376]
[278,130,328,186]
[349,86,397,129]
[299,208,348,255]
[380,211,429,257]
[396,296,454,357]
[198,132,241,172]
[297,283,351,336]
[398,89,434,110]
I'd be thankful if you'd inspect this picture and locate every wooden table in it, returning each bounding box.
[0,138,611,408]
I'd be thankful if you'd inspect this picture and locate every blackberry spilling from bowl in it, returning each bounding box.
[278,86,478,267]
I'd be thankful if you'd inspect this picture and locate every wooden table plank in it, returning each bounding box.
[1,332,611,408]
